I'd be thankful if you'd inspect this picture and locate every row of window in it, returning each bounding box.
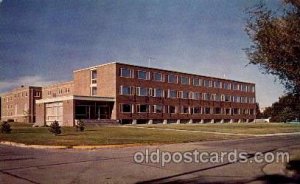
[120,86,256,103]
[120,68,255,92]
[2,91,41,102]
[120,104,256,115]
[47,88,71,96]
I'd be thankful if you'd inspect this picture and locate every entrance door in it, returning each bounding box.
[97,105,110,119]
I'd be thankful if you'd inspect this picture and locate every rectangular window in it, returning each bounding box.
[203,79,212,87]
[233,108,240,115]
[203,93,211,101]
[225,108,231,115]
[192,78,201,86]
[193,106,201,114]
[168,106,176,113]
[34,92,41,97]
[215,94,221,101]
[154,88,164,97]
[214,81,222,88]
[91,70,97,84]
[233,83,240,90]
[225,95,231,102]
[204,107,211,114]
[182,91,189,99]
[153,72,163,82]
[138,70,150,80]
[193,92,201,100]
[223,83,231,90]
[181,106,189,114]
[180,76,189,85]
[137,104,149,113]
[120,86,132,95]
[241,84,247,92]
[214,107,222,114]
[120,104,132,113]
[233,96,240,103]
[91,87,97,96]
[168,90,177,98]
[154,105,163,113]
[137,87,149,96]
[120,68,133,78]
[168,74,178,83]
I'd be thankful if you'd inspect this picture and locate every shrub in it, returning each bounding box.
[76,119,85,132]
[48,121,61,135]
[1,121,12,134]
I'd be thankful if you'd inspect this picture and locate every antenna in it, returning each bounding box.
[148,57,155,67]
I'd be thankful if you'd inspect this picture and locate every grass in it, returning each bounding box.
[1,122,299,146]
[138,123,300,135]
[0,122,243,146]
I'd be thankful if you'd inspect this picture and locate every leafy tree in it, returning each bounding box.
[245,0,300,94]
[48,121,61,135]
[1,121,12,134]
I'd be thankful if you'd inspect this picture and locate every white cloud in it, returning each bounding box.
[0,76,58,93]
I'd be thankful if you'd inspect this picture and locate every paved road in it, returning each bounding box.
[1,135,300,184]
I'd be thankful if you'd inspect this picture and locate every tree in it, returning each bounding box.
[245,0,300,94]
[48,121,61,135]
[1,121,12,134]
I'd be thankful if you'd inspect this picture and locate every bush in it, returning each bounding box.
[76,119,85,132]
[48,121,61,135]
[1,121,12,134]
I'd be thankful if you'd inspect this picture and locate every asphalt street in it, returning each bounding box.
[1,135,300,184]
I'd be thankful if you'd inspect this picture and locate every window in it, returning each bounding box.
[225,108,231,115]
[203,80,212,87]
[215,94,221,101]
[91,87,97,96]
[120,104,132,113]
[182,91,189,99]
[34,91,41,97]
[137,87,149,96]
[214,107,222,114]
[241,84,247,92]
[214,81,222,88]
[192,78,201,86]
[168,74,178,83]
[225,95,231,102]
[137,104,149,113]
[181,106,189,114]
[168,106,176,113]
[203,93,211,101]
[180,76,189,85]
[154,72,163,82]
[233,96,240,103]
[91,70,97,84]
[248,97,256,103]
[250,109,255,115]
[154,88,164,97]
[193,106,201,114]
[120,68,133,78]
[223,83,231,90]
[120,86,132,95]
[138,70,150,80]
[168,90,177,98]
[233,108,240,115]
[241,96,248,103]
[154,105,163,113]
[233,83,240,90]
[250,85,255,93]
[193,92,201,100]
[204,107,211,114]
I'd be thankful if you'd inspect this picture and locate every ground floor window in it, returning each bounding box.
[153,105,164,113]
[137,104,149,113]
[193,106,201,114]
[120,104,132,113]
[181,106,189,114]
[168,106,176,113]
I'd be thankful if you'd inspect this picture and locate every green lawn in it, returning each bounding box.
[1,123,299,147]
[0,123,243,146]
[136,123,300,135]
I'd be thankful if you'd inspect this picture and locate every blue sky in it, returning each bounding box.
[0,0,285,108]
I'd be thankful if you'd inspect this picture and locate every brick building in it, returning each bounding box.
[35,62,256,126]
[0,86,42,123]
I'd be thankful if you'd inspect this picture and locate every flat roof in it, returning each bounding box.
[0,86,42,96]
[73,61,255,85]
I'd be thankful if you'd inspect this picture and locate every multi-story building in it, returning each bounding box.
[0,86,42,123]
[35,62,256,126]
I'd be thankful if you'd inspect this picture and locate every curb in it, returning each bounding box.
[0,141,158,150]
[0,141,67,149]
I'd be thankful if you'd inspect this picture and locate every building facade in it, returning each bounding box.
[0,86,42,123]
[35,62,256,126]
